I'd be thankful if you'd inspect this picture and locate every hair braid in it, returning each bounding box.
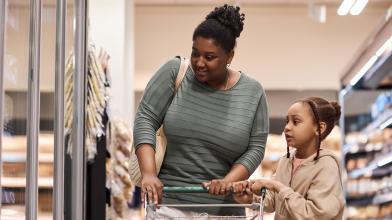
[287,142,290,158]
[306,101,321,160]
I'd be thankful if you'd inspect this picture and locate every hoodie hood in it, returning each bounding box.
[289,148,341,167]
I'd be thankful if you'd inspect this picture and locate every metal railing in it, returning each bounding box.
[26,0,42,219]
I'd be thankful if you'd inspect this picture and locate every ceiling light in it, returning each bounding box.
[309,4,327,23]
[337,0,356,16]
[350,0,369,15]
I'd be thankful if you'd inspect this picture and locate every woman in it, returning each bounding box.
[134,4,269,217]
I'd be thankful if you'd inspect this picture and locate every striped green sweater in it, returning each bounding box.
[134,57,269,215]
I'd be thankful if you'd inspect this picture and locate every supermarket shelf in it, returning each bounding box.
[372,165,392,178]
[373,192,392,205]
[1,177,53,188]
[348,152,392,178]
[343,144,357,155]
[344,110,392,152]
[344,143,385,155]
[347,195,375,206]
[2,134,54,153]
[348,191,392,206]
[364,109,392,133]
[2,153,53,163]
[341,10,392,213]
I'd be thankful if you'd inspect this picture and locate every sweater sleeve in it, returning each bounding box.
[133,58,180,151]
[276,158,344,220]
[234,88,269,173]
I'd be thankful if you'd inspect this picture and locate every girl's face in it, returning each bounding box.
[284,102,318,150]
[191,36,233,84]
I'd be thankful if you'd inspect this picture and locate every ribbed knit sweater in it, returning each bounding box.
[134,57,269,215]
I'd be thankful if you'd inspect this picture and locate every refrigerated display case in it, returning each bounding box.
[340,9,392,219]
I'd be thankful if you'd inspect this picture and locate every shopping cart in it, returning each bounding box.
[145,186,267,220]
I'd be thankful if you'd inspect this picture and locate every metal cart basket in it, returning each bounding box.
[145,186,266,220]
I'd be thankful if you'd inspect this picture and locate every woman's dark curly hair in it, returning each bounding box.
[193,4,245,53]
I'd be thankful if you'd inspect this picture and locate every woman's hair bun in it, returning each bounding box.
[205,4,245,38]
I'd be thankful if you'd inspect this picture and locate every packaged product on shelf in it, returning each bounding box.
[346,159,357,172]
[371,91,392,120]
[380,203,392,218]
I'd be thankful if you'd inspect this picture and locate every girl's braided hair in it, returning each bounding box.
[287,97,341,160]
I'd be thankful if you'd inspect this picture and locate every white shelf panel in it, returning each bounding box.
[1,177,53,188]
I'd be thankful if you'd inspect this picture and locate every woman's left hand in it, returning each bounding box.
[249,179,285,194]
[202,179,232,195]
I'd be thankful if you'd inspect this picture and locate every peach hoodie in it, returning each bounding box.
[262,149,345,220]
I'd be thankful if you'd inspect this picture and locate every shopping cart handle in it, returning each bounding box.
[163,186,209,193]
[163,186,267,195]
[258,187,267,200]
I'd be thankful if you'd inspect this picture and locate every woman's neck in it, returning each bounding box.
[206,69,231,90]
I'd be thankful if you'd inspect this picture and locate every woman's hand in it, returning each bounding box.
[136,144,163,204]
[249,179,285,194]
[232,180,253,204]
[202,179,232,195]
[141,174,163,204]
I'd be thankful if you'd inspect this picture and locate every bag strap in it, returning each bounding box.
[174,56,189,93]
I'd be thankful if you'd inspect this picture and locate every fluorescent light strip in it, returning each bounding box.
[337,0,356,16]
[349,55,378,86]
[350,0,369,15]
[376,36,392,56]
[340,87,349,97]
[377,154,392,167]
[349,36,392,87]
[379,117,392,130]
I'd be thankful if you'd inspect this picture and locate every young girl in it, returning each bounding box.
[233,97,345,220]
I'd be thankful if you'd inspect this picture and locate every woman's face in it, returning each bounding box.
[191,36,233,84]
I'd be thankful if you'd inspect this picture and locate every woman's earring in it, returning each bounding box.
[227,63,231,68]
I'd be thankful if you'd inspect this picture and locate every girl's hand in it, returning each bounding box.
[141,174,163,204]
[232,180,253,204]
[249,179,285,194]
[232,180,249,194]
[202,179,232,195]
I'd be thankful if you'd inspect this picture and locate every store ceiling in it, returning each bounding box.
[8,0,392,7]
[134,0,392,6]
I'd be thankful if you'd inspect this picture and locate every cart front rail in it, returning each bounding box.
[145,186,267,220]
